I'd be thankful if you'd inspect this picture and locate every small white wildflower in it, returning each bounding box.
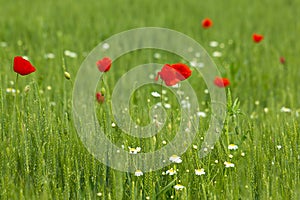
[151,91,161,97]
[164,103,171,109]
[181,100,191,109]
[241,152,246,157]
[153,53,161,59]
[96,192,102,196]
[224,161,235,168]
[280,107,291,113]
[102,43,110,50]
[264,107,269,113]
[203,148,208,152]
[195,168,205,176]
[166,168,176,175]
[228,144,238,150]
[174,184,185,190]
[209,41,219,47]
[197,111,207,118]
[276,145,282,150]
[212,51,222,57]
[228,154,233,159]
[64,50,77,58]
[134,170,143,176]
[47,86,52,90]
[190,60,197,67]
[198,62,204,68]
[22,56,29,61]
[6,88,12,93]
[195,52,201,57]
[129,147,141,154]
[146,197,150,200]
[149,74,155,79]
[171,83,180,88]
[0,41,7,47]
[111,122,116,127]
[192,145,198,150]
[255,100,260,105]
[169,155,182,163]
[162,140,167,145]
[44,53,55,59]
[204,89,209,94]
[215,160,219,164]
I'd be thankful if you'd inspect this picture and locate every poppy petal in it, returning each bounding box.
[13,56,36,76]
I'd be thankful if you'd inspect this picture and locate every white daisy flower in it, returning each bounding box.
[153,53,161,59]
[164,103,171,109]
[195,52,201,57]
[134,170,143,176]
[129,147,141,154]
[212,51,222,57]
[151,91,161,97]
[102,43,110,50]
[209,41,219,47]
[197,111,207,118]
[190,60,198,67]
[96,192,102,196]
[174,184,185,190]
[22,56,30,61]
[64,50,77,58]
[276,145,282,150]
[280,107,291,113]
[169,155,182,163]
[44,53,55,59]
[224,161,235,168]
[264,107,269,113]
[195,168,205,176]
[0,41,7,47]
[228,144,238,150]
[166,168,177,175]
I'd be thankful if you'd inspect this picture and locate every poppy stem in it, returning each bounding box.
[160,80,163,104]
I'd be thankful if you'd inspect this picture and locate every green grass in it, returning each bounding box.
[1,0,300,199]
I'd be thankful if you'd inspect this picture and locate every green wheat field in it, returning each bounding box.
[1,0,299,199]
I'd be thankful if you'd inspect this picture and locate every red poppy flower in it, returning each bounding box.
[252,33,264,43]
[155,63,192,86]
[202,18,213,29]
[13,56,36,76]
[280,56,286,64]
[96,57,112,72]
[96,92,105,103]
[214,77,230,87]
